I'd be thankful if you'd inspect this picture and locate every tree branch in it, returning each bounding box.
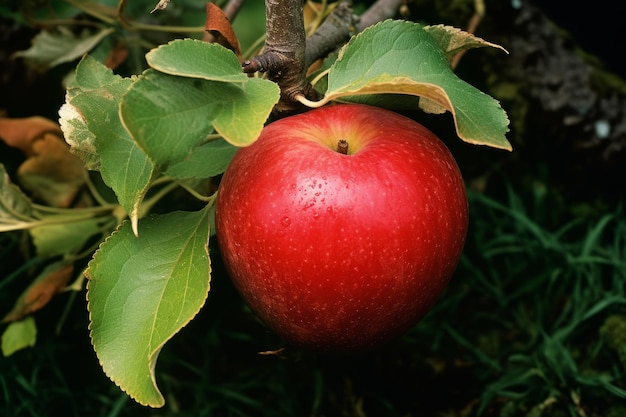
[222,0,246,21]
[304,0,357,70]
[244,0,402,113]
[357,0,402,31]
[242,0,310,112]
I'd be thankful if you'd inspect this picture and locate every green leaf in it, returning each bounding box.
[146,39,248,83]
[1,164,33,216]
[1,317,37,357]
[120,69,278,158]
[211,78,280,146]
[319,20,511,150]
[67,57,155,230]
[86,208,211,407]
[13,26,114,70]
[30,217,105,258]
[0,164,34,231]
[165,138,238,180]
[72,52,123,92]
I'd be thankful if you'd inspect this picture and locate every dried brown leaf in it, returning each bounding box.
[17,133,86,207]
[0,116,62,155]
[2,262,74,323]
[204,2,242,59]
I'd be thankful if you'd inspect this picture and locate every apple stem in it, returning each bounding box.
[337,139,349,155]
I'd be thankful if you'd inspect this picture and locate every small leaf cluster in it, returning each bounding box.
[58,41,279,405]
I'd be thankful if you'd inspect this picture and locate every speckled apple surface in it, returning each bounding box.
[216,104,468,352]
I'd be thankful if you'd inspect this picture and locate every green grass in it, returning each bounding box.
[1,178,625,417]
[453,186,626,417]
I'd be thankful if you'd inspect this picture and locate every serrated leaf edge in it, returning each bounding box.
[85,214,211,407]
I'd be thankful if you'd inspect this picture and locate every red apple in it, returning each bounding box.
[215,104,468,352]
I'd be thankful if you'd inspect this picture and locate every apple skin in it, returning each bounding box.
[215,104,468,352]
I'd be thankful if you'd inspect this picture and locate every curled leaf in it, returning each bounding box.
[205,2,242,58]
[424,24,508,59]
[319,20,511,150]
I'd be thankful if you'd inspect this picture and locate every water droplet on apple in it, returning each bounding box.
[281,217,291,227]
